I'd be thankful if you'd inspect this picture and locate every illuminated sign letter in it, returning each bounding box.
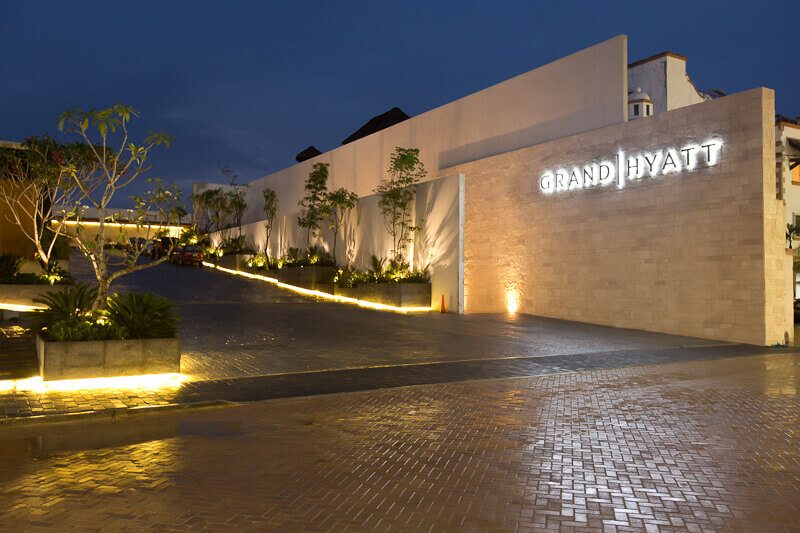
[555,170,567,192]
[598,161,615,186]
[535,136,723,196]
[540,172,555,194]
[568,168,582,190]
[661,149,681,174]
[626,156,641,180]
[643,152,662,177]
[583,165,597,187]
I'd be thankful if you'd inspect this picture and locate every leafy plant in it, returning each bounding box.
[369,254,386,278]
[1,273,45,285]
[0,253,23,278]
[181,226,211,248]
[335,267,372,288]
[32,283,97,330]
[322,187,358,266]
[107,292,179,339]
[219,236,254,255]
[45,318,124,342]
[385,258,411,282]
[307,245,333,266]
[0,136,87,273]
[297,163,329,248]
[286,247,304,264]
[375,147,426,260]
[245,252,269,269]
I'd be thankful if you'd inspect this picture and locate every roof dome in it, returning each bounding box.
[629,87,652,103]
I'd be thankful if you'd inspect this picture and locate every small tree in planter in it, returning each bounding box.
[375,147,426,261]
[33,284,182,380]
[262,187,278,261]
[322,187,358,266]
[191,187,223,235]
[57,104,185,312]
[297,163,329,249]
[220,163,248,239]
[0,137,87,273]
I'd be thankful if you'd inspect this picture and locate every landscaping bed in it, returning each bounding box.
[335,283,431,307]
[215,253,252,271]
[36,335,181,381]
[33,286,182,381]
[0,283,67,308]
[276,265,336,290]
[0,253,74,309]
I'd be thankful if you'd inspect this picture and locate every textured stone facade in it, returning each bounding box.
[445,88,789,345]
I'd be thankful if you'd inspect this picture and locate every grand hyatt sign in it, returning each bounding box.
[538,138,723,195]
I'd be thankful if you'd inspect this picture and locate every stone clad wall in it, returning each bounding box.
[445,88,787,345]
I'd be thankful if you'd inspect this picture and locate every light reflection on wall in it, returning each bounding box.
[209,174,464,311]
[506,288,519,314]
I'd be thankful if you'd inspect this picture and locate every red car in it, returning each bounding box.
[170,245,205,266]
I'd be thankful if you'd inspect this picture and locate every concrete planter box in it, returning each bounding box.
[0,283,68,307]
[215,253,253,271]
[335,283,431,308]
[36,335,181,381]
[276,266,336,290]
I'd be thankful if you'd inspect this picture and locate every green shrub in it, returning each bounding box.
[335,268,372,288]
[0,273,46,285]
[45,318,124,342]
[180,227,211,249]
[369,255,386,277]
[33,283,97,330]
[307,245,333,266]
[220,236,254,255]
[107,292,179,339]
[45,263,76,285]
[0,253,23,278]
[286,247,304,264]
[245,252,269,269]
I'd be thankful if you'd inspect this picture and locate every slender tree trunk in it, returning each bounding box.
[95,278,110,313]
[332,224,338,267]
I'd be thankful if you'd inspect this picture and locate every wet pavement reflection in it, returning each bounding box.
[0,353,798,531]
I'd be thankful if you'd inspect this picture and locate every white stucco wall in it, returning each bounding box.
[219,35,627,232]
[203,36,629,312]
[628,54,707,114]
[210,173,465,312]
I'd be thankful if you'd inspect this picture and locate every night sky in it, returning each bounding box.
[2,1,797,205]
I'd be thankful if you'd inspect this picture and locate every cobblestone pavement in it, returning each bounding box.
[1,257,796,422]
[1,353,798,531]
[2,337,793,420]
[72,259,733,380]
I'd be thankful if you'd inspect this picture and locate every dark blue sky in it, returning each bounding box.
[2,1,797,205]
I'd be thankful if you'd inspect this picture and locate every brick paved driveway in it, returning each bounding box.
[73,259,732,380]
[1,353,798,531]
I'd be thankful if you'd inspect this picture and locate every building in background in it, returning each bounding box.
[189,35,794,345]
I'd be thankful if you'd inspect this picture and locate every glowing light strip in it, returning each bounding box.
[203,262,432,313]
[0,303,46,312]
[55,220,186,230]
[0,373,185,393]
